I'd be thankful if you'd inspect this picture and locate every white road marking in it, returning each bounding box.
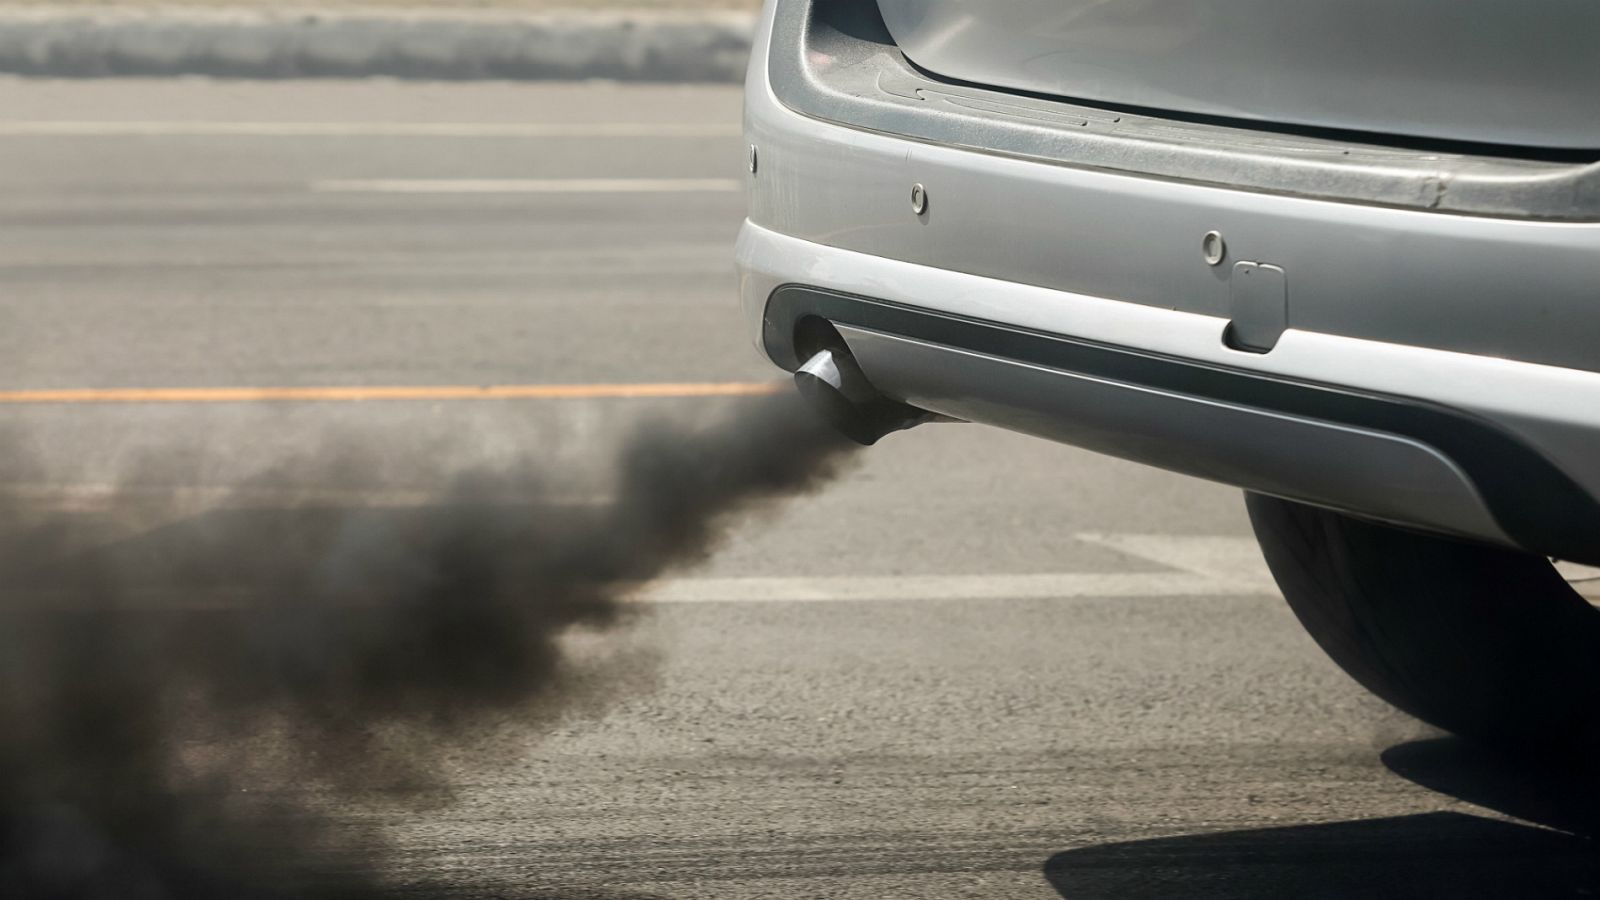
[7,569,1276,610]
[0,518,1277,606]
[644,535,1278,603]
[1555,561,1600,600]
[312,178,742,194]
[1555,560,1600,580]
[640,570,1276,604]
[0,121,739,138]
[1075,532,1277,589]
[14,519,1582,604]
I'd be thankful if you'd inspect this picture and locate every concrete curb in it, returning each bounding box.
[0,7,755,81]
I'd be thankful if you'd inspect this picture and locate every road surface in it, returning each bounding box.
[0,78,1591,899]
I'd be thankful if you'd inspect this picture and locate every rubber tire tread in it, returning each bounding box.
[1245,492,1600,753]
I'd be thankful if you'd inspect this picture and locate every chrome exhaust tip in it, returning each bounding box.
[793,347,937,446]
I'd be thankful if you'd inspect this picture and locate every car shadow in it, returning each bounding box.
[1043,737,1599,899]
[1381,736,1600,839]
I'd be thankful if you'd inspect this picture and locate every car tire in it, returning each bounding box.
[1244,492,1600,755]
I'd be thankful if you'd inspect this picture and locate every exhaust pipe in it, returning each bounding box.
[793,346,938,446]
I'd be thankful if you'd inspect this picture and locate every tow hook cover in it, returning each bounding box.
[1226,261,1288,353]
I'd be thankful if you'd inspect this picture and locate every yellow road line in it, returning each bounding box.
[0,382,783,405]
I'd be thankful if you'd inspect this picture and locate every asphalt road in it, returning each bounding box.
[0,78,1593,899]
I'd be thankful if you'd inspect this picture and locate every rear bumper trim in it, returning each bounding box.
[762,282,1600,565]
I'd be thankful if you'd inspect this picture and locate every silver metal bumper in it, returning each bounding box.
[739,224,1600,560]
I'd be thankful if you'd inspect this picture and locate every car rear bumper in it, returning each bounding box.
[740,225,1600,563]
[738,0,1600,562]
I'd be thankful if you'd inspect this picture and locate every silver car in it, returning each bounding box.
[738,0,1600,751]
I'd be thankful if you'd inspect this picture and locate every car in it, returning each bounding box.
[737,0,1600,752]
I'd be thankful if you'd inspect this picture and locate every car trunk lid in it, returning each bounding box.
[876,0,1600,151]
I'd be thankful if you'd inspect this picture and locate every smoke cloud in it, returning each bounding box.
[0,390,854,898]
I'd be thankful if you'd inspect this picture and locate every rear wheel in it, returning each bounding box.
[1245,493,1600,754]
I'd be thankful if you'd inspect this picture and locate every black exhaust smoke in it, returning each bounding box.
[0,390,855,899]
